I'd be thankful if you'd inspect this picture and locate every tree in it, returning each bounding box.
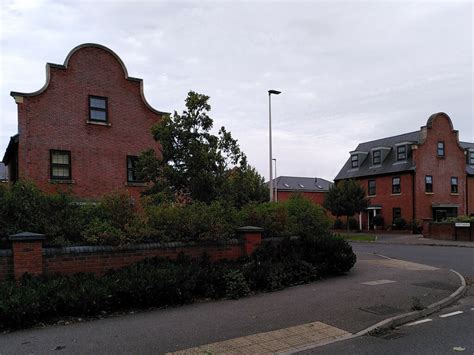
[138,91,268,206]
[323,180,369,231]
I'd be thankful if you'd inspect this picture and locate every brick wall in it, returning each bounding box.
[15,44,163,202]
[413,113,467,220]
[468,176,474,215]
[277,191,326,205]
[356,173,414,228]
[0,230,264,281]
[42,241,245,277]
[425,222,473,241]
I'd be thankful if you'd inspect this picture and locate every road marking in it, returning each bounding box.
[361,279,396,286]
[364,259,438,271]
[405,319,432,326]
[439,311,463,318]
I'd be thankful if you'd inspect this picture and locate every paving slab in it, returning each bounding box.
[0,253,463,354]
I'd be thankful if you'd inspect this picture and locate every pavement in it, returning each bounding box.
[0,252,465,355]
[365,233,474,248]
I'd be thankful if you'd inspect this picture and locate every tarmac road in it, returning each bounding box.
[300,241,474,354]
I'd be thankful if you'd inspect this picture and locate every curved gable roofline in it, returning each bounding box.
[426,112,454,130]
[419,112,464,151]
[10,43,168,115]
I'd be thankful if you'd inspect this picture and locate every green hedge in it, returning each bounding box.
[0,184,331,247]
[0,234,356,330]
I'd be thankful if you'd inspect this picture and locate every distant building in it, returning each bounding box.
[269,176,333,205]
[335,113,474,230]
[2,43,166,201]
[0,162,8,183]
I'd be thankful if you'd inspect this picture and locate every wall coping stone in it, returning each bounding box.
[42,238,242,256]
[236,226,264,232]
[9,232,46,241]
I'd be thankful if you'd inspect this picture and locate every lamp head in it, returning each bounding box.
[268,90,281,95]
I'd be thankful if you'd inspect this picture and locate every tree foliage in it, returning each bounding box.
[323,180,369,231]
[139,91,268,206]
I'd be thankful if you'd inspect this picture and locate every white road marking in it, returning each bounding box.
[439,311,463,318]
[361,279,396,286]
[405,319,432,326]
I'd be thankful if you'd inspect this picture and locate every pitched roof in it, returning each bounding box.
[335,131,419,180]
[269,176,333,192]
[335,130,474,180]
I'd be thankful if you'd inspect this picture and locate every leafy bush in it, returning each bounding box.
[239,194,330,240]
[373,215,384,227]
[393,217,407,230]
[145,201,237,242]
[82,220,127,246]
[348,217,358,230]
[333,219,345,229]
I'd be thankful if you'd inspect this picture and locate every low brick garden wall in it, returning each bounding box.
[0,227,264,281]
[423,222,473,241]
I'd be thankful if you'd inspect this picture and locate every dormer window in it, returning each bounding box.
[351,154,358,168]
[397,145,406,161]
[89,95,108,123]
[372,150,381,165]
[469,151,474,165]
[437,141,445,157]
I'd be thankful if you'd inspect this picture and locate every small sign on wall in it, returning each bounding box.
[455,222,470,227]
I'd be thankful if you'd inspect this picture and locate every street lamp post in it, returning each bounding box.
[268,89,281,202]
[273,158,278,202]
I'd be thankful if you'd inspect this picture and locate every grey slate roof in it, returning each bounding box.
[0,163,7,181]
[335,132,474,180]
[270,176,333,192]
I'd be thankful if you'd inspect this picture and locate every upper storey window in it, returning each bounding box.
[372,150,381,165]
[89,96,108,122]
[437,141,445,158]
[469,151,474,165]
[397,145,406,161]
[351,154,358,168]
[50,150,71,180]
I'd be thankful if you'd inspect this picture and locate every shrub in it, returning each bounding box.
[146,201,237,242]
[333,219,345,229]
[285,194,330,240]
[348,217,358,230]
[393,217,407,230]
[82,219,126,246]
[373,215,384,227]
[239,202,290,238]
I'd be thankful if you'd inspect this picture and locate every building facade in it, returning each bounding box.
[2,43,165,202]
[335,113,474,230]
[269,176,333,205]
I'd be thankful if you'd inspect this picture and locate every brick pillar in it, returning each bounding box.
[421,219,433,238]
[236,226,263,256]
[9,232,45,280]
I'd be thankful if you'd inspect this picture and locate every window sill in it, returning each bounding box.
[86,120,111,127]
[391,193,401,196]
[451,193,459,196]
[49,179,75,184]
[425,192,434,195]
[368,195,376,198]
[436,156,445,159]
[125,182,148,187]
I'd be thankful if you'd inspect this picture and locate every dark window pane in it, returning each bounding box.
[90,97,106,109]
[90,110,106,121]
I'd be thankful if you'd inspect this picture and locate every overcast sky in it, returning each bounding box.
[1,0,472,181]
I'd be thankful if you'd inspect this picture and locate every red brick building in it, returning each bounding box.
[335,113,474,230]
[269,176,333,205]
[2,43,165,202]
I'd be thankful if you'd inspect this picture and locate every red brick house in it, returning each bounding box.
[269,176,333,205]
[335,113,474,230]
[2,43,165,202]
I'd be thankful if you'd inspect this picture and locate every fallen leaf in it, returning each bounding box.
[53,345,66,351]
[453,346,465,352]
